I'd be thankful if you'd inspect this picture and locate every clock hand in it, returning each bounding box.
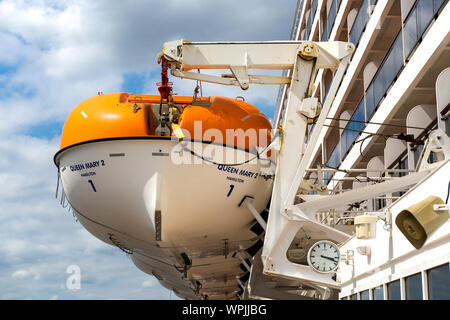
[320,255,337,262]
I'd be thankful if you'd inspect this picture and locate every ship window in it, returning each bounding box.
[404,0,444,60]
[349,0,370,47]
[446,116,450,137]
[325,140,341,184]
[373,285,384,300]
[350,293,357,300]
[360,290,370,300]
[413,144,423,168]
[387,280,401,300]
[394,157,408,177]
[341,98,365,158]
[374,198,386,211]
[405,273,423,300]
[365,84,375,120]
[428,152,438,164]
[393,157,408,198]
[428,264,450,300]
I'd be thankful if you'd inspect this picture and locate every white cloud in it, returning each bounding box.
[142,277,158,288]
[0,0,296,135]
[0,0,297,299]
[11,269,31,278]
[12,269,40,280]
[78,229,110,255]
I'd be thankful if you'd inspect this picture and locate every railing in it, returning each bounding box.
[365,30,403,121]
[274,0,305,126]
[342,99,366,157]
[349,0,370,46]
[325,140,341,183]
[321,0,342,41]
[275,0,343,125]
[290,0,306,40]
[323,30,403,178]
[349,0,379,47]
[305,15,312,40]
[322,0,446,181]
[304,0,319,40]
[404,0,445,59]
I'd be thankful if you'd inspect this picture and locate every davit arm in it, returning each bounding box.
[158,38,355,289]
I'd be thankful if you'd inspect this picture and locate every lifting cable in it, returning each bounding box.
[325,117,429,131]
[182,134,278,167]
[321,165,381,184]
[322,124,418,143]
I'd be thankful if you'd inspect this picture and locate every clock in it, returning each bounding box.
[307,240,340,273]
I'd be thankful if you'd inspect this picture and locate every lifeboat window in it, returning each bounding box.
[427,263,450,300]
[405,272,423,300]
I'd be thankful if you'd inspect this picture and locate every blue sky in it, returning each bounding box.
[0,0,296,299]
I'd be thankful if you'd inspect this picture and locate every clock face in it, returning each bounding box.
[307,240,340,273]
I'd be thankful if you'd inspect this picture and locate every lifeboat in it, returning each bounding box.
[54,90,275,299]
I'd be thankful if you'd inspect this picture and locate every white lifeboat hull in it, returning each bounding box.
[56,138,274,298]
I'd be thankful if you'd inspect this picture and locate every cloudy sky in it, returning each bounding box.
[0,0,297,299]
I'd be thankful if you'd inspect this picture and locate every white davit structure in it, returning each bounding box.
[158,34,449,300]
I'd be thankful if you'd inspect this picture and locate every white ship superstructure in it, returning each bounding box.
[273,0,450,300]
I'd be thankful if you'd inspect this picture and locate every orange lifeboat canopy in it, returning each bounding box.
[59,93,272,152]
[179,96,272,151]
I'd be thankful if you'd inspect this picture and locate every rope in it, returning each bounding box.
[183,133,279,167]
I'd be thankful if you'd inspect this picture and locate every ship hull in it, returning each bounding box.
[56,138,273,297]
